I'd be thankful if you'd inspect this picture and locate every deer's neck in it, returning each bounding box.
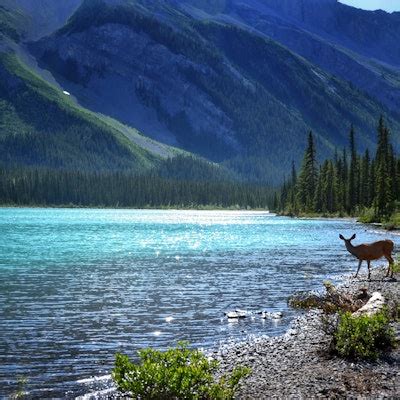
[345,241,358,257]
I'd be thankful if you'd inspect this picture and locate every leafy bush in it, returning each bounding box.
[382,212,400,231]
[392,256,400,274]
[357,207,377,224]
[112,342,250,399]
[334,310,395,360]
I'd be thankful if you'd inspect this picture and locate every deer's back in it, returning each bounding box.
[355,240,394,260]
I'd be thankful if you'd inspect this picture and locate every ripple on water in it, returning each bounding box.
[0,209,398,397]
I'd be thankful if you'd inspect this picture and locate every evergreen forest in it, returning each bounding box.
[0,160,274,209]
[278,117,400,228]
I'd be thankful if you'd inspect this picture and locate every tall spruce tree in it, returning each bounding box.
[374,116,393,217]
[360,149,370,208]
[297,131,318,212]
[290,161,298,213]
[279,116,399,221]
[347,125,358,214]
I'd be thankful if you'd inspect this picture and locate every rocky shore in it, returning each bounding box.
[215,268,400,398]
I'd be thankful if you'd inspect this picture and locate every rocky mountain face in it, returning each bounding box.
[207,0,400,112]
[0,0,83,40]
[1,0,400,182]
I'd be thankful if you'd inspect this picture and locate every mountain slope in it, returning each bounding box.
[0,0,242,187]
[0,51,160,171]
[179,0,400,113]
[29,0,400,182]
[0,0,83,40]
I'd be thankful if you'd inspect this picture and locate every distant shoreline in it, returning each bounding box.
[279,212,400,231]
[0,204,271,212]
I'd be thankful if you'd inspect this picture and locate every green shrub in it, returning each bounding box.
[112,342,251,399]
[393,256,400,274]
[334,310,395,360]
[357,207,377,224]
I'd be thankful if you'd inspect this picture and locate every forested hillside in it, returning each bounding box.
[0,0,399,207]
[29,0,400,182]
[0,52,157,171]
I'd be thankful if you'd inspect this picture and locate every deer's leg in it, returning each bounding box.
[354,259,362,278]
[385,255,394,278]
[367,260,371,281]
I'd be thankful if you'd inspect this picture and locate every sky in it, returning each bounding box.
[339,0,400,12]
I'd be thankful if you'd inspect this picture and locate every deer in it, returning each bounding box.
[339,234,395,280]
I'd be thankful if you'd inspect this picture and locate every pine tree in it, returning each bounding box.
[347,125,358,214]
[314,165,323,213]
[374,116,392,217]
[297,131,318,212]
[360,149,370,207]
[290,161,298,213]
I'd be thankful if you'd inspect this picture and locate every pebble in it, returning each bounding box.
[215,267,400,398]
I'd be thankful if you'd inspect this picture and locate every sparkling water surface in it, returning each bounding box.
[0,209,398,398]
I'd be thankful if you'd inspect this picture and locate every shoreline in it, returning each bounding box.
[278,212,400,231]
[215,267,400,398]
[0,205,270,212]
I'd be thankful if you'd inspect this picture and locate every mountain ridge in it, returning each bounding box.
[1,0,399,183]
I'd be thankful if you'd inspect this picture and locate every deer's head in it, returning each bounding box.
[339,233,356,244]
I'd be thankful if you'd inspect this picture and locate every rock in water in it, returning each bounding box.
[261,311,283,320]
[225,309,248,319]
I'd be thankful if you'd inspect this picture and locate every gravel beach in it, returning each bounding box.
[216,268,400,399]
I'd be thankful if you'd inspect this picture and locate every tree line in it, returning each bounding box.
[0,166,273,209]
[277,116,400,221]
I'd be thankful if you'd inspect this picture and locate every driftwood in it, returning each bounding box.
[352,292,386,317]
[288,281,370,313]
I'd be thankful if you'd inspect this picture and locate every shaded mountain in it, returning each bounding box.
[0,2,27,42]
[0,0,83,40]
[28,0,400,182]
[0,51,159,171]
[194,0,400,113]
[0,0,244,189]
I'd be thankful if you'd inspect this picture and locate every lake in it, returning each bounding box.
[0,209,397,398]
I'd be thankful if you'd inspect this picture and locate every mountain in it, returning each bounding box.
[0,0,242,186]
[0,51,160,171]
[1,0,400,184]
[199,0,400,113]
[0,0,82,40]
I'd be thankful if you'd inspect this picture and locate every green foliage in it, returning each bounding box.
[11,376,28,399]
[0,52,156,172]
[297,132,318,212]
[334,310,395,360]
[357,207,377,223]
[112,342,250,399]
[383,212,400,231]
[280,117,400,225]
[391,256,400,274]
[0,165,273,209]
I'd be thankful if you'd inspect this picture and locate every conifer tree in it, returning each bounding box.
[314,165,323,213]
[347,125,358,214]
[279,116,399,221]
[290,161,298,213]
[297,131,318,212]
[360,149,370,207]
[374,116,392,217]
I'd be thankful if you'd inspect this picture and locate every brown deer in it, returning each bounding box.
[339,234,395,280]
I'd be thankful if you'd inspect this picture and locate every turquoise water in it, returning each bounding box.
[0,209,398,397]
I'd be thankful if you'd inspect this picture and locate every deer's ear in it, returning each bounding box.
[339,234,344,240]
[351,234,356,240]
